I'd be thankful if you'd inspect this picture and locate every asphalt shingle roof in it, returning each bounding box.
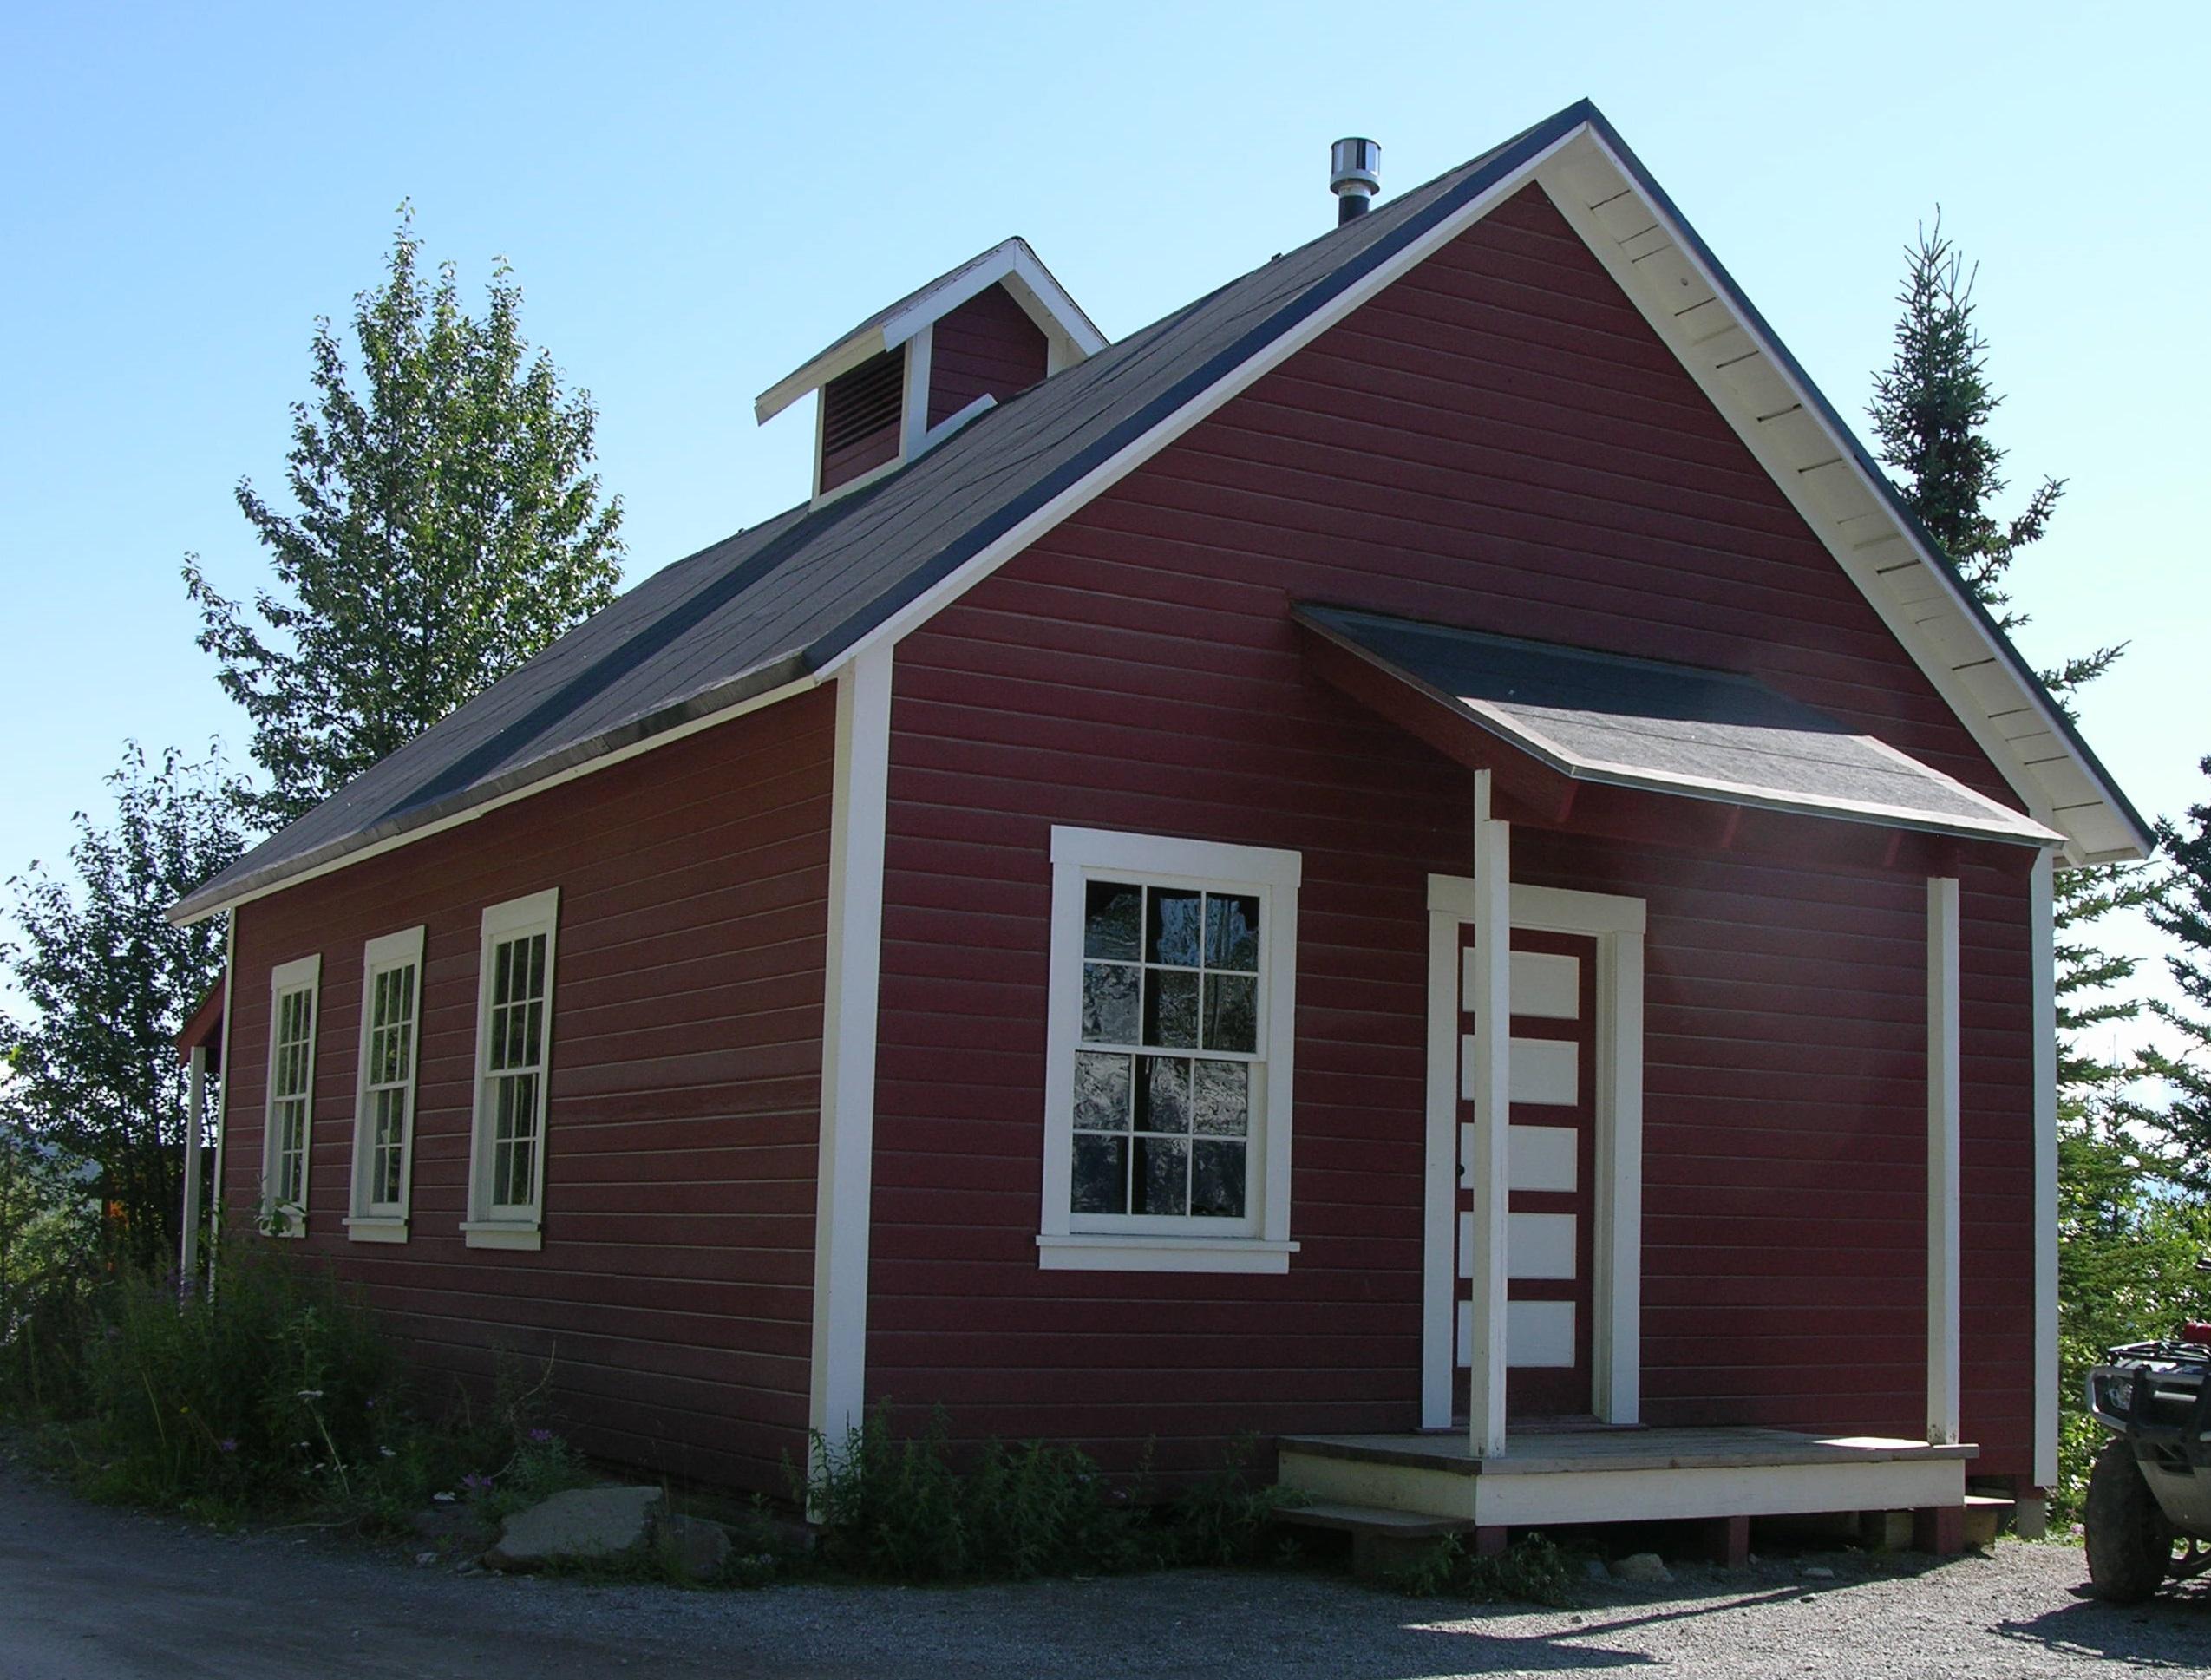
[175,108,1569,920]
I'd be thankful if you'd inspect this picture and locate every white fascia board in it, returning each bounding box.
[172,674,821,927]
[818,127,1590,681]
[1534,133,2146,866]
[756,330,893,426]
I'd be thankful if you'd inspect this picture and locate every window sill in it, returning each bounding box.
[1036,1234,1298,1274]
[461,1220,542,1252]
[343,1216,409,1245]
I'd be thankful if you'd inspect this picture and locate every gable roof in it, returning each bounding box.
[171,101,2148,925]
[752,236,1109,426]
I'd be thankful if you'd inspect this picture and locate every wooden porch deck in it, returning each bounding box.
[1277,1426,1973,1533]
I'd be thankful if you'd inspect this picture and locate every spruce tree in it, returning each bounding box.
[1868,217,2150,1093]
[2147,759,2211,1184]
[185,207,625,831]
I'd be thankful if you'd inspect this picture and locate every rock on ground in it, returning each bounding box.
[1612,1550,1673,1584]
[483,1487,664,1572]
[657,1515,734,1581]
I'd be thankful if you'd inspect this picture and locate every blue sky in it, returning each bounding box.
[3,1,2204,1024]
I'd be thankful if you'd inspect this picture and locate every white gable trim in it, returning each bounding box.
[817,124,2142,868]
[1529,131,2143,866]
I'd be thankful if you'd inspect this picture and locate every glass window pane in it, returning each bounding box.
[1070,1134,1128,1214]
[1135,1056,1191,1134]
[1191,1140,1246,1218]
[1204,894,1260,972]
[1193,1060,1249,1135]
[1083,881,1141,961]
[1080,963,1140,1045]
[527,934,546,1000]
[1145,888,1202,967]
[1201,973,1258,1054]
[1073,1051,1132,1131]
[1143,970,1199,1049]
[1132,1136,1189,1215]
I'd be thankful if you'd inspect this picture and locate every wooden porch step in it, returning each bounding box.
[1962,1493,2013,1548]
[1272,1500,1475,1539]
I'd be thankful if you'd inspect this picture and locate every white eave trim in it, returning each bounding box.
[756,238,1107,426]
[171,673,821,926]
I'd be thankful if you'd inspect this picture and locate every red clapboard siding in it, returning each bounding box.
[871,185,2039,1479]
[927,284,1049,428]
[219,689,835,1494]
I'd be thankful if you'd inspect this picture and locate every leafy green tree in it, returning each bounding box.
[0,746,243,1269]
[184,207,625,830]
[2146,758,2211,1184]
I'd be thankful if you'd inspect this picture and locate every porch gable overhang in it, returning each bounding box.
[1294,604,2061,852]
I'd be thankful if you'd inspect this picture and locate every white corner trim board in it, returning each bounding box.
[810,644,893,1455]
[1464,775,1512,1458]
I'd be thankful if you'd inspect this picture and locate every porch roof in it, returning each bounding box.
[1294,605,2059,848]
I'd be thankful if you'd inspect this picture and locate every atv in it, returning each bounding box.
[2083,1267,2211,1603]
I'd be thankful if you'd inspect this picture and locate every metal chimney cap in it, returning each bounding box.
[1330,138,1380,223]
[1330,137,1381,193]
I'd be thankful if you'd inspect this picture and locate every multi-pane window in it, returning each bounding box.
[347,928,423,1241]
[263,954,321,1235]
[465,889,559,1249]
[1041,827,1302,1274]
[1072,882,1261,1219]
[485,930,548,1210]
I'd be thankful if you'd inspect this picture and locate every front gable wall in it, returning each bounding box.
[875,186,2034,1473]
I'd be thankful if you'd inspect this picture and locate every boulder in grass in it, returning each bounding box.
[483,1486,664,1572]
[1612,1552,1672,1585]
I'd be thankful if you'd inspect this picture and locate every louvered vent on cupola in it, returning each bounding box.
[755,238,1109,507]
[817,348,906,495]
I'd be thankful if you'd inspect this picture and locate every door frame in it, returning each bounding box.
[1422,875,1646,1429]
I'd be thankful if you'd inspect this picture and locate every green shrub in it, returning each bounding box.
[1384,1531,1574,1606]
[804,1404,1154,1581]
[1155,1434,1305,1566]
[76,1247,398,1513]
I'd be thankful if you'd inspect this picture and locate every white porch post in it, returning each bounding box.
[1468,772,1512,1459]
[1926,876,1961,1447]
[180,1045,206,1284]
[2030,850,2059,1489]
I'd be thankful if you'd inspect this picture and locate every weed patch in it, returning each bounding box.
[1382,1531,1576,1606]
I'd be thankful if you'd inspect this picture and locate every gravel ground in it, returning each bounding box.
[4,1451,2208,1679]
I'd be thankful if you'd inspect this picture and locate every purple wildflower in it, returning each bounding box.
[217,1438,238,1454]
[527,1428,554,1446]
[461,1472,494,1497]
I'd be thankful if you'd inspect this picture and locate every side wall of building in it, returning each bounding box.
[868,186,2041,1479]
[219,690,836,1491]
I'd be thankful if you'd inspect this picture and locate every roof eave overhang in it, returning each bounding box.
[1526,120,2149,868]
[167,658,821,927]
[1293,607,2062,852]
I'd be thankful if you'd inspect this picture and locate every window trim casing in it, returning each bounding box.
[343,925,426,1244]
[462,888,560,1252]
[260,952,322,1239]
[1038,827,1301,1274]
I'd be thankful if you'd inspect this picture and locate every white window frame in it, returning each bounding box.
[462,888,559,1251]
[344,925,425,1244]
[260,953,321,1238]
[1038,827,1301,1274]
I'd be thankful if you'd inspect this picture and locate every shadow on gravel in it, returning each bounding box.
[1993,1579,2211,1671]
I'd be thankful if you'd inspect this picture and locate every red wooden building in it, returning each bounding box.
[174,103,2149,1551]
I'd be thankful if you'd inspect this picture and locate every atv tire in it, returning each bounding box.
[2085,1437,2173,1603]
